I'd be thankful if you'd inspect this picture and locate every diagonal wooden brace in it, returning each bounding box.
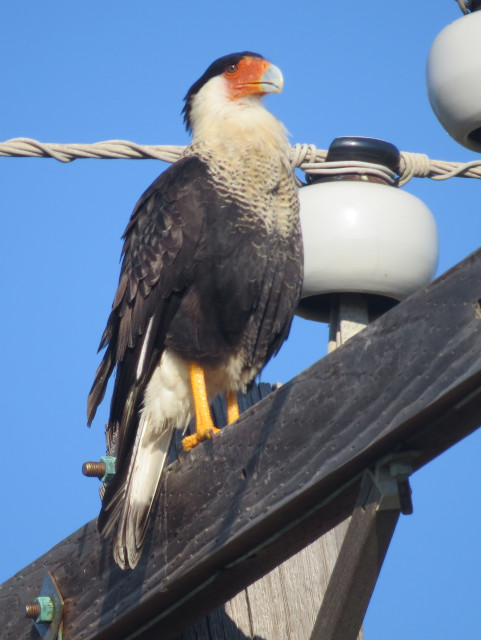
[309,460,413,640]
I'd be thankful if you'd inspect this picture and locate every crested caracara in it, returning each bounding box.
[87,51,303,569]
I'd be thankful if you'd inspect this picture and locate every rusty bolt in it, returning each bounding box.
[82,456,116,483]
[82,461,106,478]
[25,602,41,619]
[25,596,54,623]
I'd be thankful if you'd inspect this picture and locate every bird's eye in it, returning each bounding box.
[225,64,238,75]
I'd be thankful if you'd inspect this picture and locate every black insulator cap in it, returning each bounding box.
[326,137,400,173]
[468,0,481,11]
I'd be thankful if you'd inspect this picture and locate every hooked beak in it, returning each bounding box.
[258,63,284,94]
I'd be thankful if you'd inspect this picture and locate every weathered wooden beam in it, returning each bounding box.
[2,247,481,640]
[309,471,400,640]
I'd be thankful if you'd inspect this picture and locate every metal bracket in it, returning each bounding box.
[25,571,64,640]
[372,452,418,514]
[309,455,418,640]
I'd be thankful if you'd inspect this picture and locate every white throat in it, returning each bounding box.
[188,75,290,156]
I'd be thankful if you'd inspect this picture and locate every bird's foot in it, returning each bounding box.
[226,390,240,424]
[182,425,221,451]
[184,362,221,451]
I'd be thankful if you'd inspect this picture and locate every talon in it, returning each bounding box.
[182,433,198,451]
[182,426,220,451]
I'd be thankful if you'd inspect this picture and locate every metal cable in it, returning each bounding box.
[2,137,481,187]
[0,138,186,164]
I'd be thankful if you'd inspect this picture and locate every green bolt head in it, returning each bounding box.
[33,596,54,623]
[100,456,116,483]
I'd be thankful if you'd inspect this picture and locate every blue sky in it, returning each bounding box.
[1,2,480,637]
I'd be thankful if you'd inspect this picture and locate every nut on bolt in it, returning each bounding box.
[25,596,54,623]
[82,455,116,483]
[25,571,63,638]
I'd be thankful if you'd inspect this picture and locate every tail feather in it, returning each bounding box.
[98,349,192,569]
[102,414,175,569]
[87,346,114,426]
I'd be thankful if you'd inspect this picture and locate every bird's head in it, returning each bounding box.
[182,52,284,139]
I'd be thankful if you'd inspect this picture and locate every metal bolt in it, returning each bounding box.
[25,602,41,619]
[25,596,54,623]
[82,461,106,478]
[82,456,116,482]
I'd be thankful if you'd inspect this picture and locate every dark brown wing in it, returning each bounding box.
[87,155,210,472]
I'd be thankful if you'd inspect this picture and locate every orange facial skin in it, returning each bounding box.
[223,56,283,99]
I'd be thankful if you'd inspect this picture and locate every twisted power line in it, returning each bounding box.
[2,137,481,187]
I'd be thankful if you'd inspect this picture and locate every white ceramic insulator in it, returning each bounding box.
[298,180,439,302]
[427,11,481,152]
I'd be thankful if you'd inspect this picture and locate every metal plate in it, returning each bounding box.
[32,572,63,640]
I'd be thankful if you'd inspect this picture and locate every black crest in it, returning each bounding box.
[182,51,264,132]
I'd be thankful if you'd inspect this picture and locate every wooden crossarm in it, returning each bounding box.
[2,247,481,640]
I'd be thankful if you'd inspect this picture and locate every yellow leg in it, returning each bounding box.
[226,391,240,424]
[182,362,220,451]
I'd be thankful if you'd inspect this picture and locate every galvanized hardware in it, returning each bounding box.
[82,455,116,482]
[389,460,414,515]
[372,452,418,515]
[25,601,42,620]
[25,596,54,623]
[25,571,63,640]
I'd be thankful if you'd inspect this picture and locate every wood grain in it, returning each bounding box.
[310,472,399,640]
[2,247,481,640]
